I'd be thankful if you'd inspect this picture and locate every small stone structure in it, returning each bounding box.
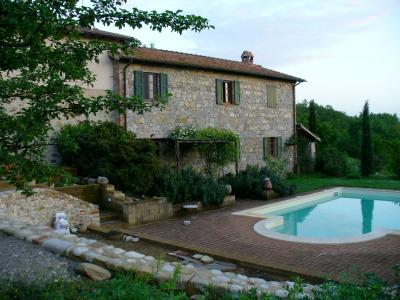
[100,183,236,226]
[122,197,174,226]
[0,188,100,228]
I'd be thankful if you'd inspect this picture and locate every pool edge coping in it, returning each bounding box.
[233,186,400,244]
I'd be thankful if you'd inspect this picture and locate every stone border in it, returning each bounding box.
[0,216,315,297]
[235,187,400,244]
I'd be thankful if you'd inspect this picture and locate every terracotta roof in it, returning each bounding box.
[83,28,305,82]
[81,28,132,42]
[296,123,321,142]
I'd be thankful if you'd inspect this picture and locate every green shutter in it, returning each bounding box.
[267,85,277,107]
[160,73,168,100]
[134,71,144,98]
[216,79,223,105]
[277,137,283,158]
[233,81,240,105]
[263,137,269,160]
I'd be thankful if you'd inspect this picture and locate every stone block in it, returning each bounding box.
[42,238,74,255]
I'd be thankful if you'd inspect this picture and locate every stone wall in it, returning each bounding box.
[122,197,174,225]
[124,64,296,171]
[0,188,100,227]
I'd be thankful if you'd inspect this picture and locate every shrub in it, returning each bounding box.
[54,121,160,195]
[345,157,361,179]
[316,147,348,177]
[221,165,296,199]
[151,167,227,205]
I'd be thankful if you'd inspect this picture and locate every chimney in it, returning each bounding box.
[241,50,254,64]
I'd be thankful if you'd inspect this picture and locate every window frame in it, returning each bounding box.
[222,80,234,104]
[143,72,160,101]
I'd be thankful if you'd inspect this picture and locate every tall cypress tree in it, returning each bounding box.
[361,101,374,176]
[308,100,317,133]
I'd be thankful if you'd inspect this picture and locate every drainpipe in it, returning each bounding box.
[122,58,134,130]
[292,81,302,174]
[110,54,134,131]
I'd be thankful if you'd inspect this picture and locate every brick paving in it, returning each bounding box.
[122,200,400,283]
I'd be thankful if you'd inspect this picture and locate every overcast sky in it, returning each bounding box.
[99,0,400,116]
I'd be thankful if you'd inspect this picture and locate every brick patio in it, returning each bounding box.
[118,200,400,283]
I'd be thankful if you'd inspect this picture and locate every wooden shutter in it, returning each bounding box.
[160,73,168,100]
[134,71,144,98]
[263,137,269,160]
[267,85,277,107]
[233,81,240,105]
[276,137,283,158]
[216,79,223,105]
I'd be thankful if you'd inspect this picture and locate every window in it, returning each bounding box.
[263,137,282,159]
[222,81,234,104]
[143,72,160,100]
[216,79,240,105]
[267,85,277,108]
[134,71,168,101]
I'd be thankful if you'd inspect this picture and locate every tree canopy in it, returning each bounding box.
[0,0,213,192]
[297,99,400,177]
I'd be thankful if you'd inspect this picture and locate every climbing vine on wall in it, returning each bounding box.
[170,126,239,176]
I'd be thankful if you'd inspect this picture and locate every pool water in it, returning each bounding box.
[265,191,400,239]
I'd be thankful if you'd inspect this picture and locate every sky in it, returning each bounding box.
[99,0,400,116]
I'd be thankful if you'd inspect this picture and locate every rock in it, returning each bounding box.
[229,284,243,293]
[125,251,144,258]
[87,178,97,184]
[237,274,248,281]
[192,254,203,260]
[225,184,232,194]
[97,176,109,185]
[71,246,89,257]
[162,263,175,273]
[183,220,191,226]
[75,263,111,281]
[275,289,289,298]
[123,235,139,243]
[210,269,222,275]
[42,239,73,255]
[211,275,230,283]
[200,255,214,264]
[205,261,237,272]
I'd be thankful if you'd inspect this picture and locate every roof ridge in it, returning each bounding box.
[138,47,265,67]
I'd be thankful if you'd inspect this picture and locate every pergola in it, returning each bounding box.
[139,137,240,174]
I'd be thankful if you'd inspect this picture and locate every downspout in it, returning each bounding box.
[292,81,302,173]
[122,58,134,130]
[110,53,134,130]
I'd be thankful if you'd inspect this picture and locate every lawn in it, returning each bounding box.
[285,176,400,194]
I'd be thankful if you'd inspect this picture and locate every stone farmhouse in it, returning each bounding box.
[65,28,307,172]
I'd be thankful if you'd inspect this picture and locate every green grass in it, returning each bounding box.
[0,269,398,300]
[285,176,400,194]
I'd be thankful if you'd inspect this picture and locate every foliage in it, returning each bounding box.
[55,121,160,195]
[297,100,400,177]
[361,101,374,177]
[296,136,315,174]
[284,175,400,194]
[0,0,213,193]
[315,147,350,177]
[391,140,400,179]
[1,268,399,300]
[221,165,296,199]
[308,100,317,133]
[170,126,239,176]
[151,167,227,205]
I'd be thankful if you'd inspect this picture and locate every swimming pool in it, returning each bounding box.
[234,187,400,244]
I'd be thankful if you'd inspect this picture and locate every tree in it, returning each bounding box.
[360,101,374,177]
[308,100,317,133]
[0,0,213,193]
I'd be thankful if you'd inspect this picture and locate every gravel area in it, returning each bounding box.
[0,232,78,283]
